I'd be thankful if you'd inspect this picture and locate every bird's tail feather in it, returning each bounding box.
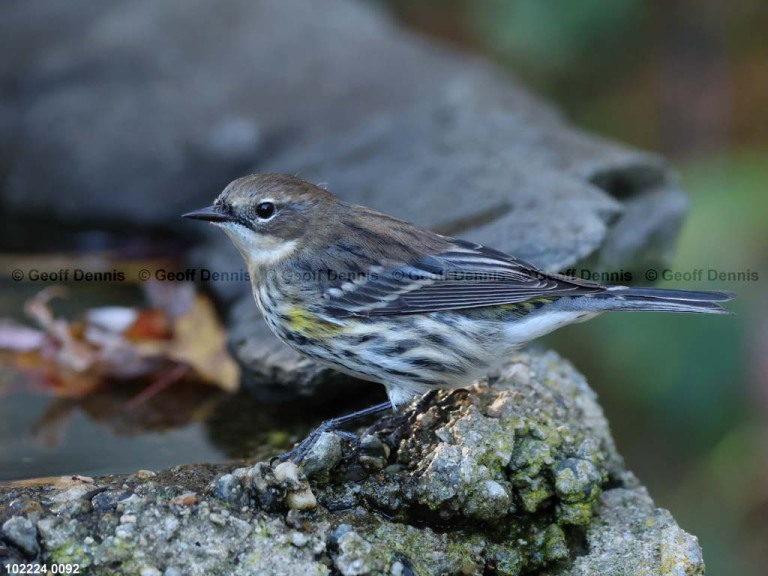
[598,286,735,315]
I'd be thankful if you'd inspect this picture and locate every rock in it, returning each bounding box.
[463,480,513,522]
[169,492,198,507]
[214,473,244,505]
[90,489,132,513]
[289,531,309,548]
[273,462,302,488]
[553,458,603,504]
[302,432,344,480]
[260,94,672,273]
[357,435,389,472]
[278,464,317,511]
[133,470,157,480]
[1,516,39,558]
[246,461,317,512]
[285,487,318,512]
[334,530,385,576]
[0,0,462,225]
[0,0,496,225]
[570,488,705,575]
[0,350,705,574]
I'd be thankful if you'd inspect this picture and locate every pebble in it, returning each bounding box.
[2,516,39,557]
[209,513,226,526]
[115,525,134,539]
[273,461,301,486]
[302,432,343,478]
[286,488,317,511]
[163,517,180,534]
[358,435,388,470]
[134,470,157,480]
[290,531,309,547]
[216,474,242,503]
[170,492,198,507]
[328,524,354,550]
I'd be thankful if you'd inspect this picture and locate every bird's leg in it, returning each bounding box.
[275,401,392,464]
[412,389,438,415]
[362,389,439,442]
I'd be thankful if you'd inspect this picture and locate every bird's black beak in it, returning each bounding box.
[181,206,237,223]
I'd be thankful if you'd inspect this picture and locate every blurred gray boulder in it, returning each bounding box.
[2,0,684,275]
[0,0,502,224]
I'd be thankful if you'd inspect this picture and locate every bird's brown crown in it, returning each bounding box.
[217,173,334,209]
[212,173,337,241]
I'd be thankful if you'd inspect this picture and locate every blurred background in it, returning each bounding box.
[1,0,766,573]
[382,0,767,572]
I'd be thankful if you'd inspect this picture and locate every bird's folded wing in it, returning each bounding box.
[322,239,604,317]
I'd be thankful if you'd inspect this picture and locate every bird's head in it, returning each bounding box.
[183,173,337,271]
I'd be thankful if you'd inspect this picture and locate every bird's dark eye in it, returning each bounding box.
[255,202,276,220]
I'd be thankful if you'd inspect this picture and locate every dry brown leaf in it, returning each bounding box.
[0,285,240,397]
[163,295,240,392]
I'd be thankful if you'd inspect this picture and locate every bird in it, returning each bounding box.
[184,173,733,457]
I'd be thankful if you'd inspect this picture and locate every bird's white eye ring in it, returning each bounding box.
[256,201,276,220]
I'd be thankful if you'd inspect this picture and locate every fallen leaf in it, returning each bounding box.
[0,284,240,397]
[163,295,240,392]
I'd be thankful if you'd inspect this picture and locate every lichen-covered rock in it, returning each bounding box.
[554,458,603,504]
[0,350,705,575]
[347,353,621,533]
[566,488,706,576]
[333,529,386,576]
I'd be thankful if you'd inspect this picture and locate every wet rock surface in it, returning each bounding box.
[0,351,705,575]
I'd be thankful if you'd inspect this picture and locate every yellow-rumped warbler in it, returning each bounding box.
[184,174,732,454]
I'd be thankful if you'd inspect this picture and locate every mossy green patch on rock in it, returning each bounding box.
[554,458,603,504]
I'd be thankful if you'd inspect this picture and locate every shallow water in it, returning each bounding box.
[0,387,228,482]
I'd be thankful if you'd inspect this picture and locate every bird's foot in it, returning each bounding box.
[272,428,360,464]
[271,401,392,465]
[360,390,440,451]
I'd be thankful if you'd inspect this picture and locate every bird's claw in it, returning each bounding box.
[271,429,361,465]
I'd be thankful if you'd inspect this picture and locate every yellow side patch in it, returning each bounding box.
[283,307,344,337]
